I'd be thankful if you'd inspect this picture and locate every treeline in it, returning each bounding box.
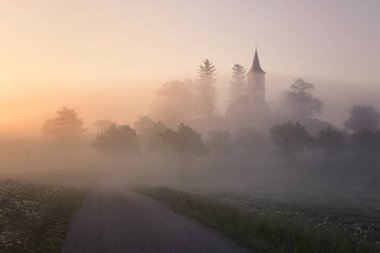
[91,117,265,159]
[39,57,380,168]
[41,105,380,165]
[151,60,324,131]
[270,104,380,161]
[271,121,380,160]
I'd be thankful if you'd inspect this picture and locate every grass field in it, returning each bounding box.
[0,180,85,253]
[138,187,380,253]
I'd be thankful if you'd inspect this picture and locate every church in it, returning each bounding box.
[247,49,266,106]
[225,48,273,129]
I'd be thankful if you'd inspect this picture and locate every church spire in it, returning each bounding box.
[250,48,265,74]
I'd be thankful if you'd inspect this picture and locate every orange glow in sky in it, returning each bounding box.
[0,0,379,135]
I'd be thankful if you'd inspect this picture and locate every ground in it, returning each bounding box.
[61,178,250,253]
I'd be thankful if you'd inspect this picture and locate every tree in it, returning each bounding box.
[196,59,217,117]
[270,121,312,159]
[316,127,346,157]
[133,116,156,137]
[152,80,195,126]
[198,59,216,86]
[234,127,264,152]
[207,129,233,156]
[133,116,167,151]
[344,105,380,131]
[94,120,116,133]
[229,64,246,105]
[160,128,179,154]
[285,79,322,119]
[225,64,251,124]
[42,106,86,139]
[92,124,140,157]
[349,128,380,155]
[160,123,208,159]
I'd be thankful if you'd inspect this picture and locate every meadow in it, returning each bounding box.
[139,187,380,253]
[0,180,85,253]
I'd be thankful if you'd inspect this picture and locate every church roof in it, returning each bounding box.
[250,49,265,73]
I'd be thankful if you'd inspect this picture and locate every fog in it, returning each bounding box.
[3,74,380,135]
[1,1,380,227]
[1,71,380,214]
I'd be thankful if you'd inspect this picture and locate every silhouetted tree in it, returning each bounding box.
[225,64,253,125]
[134,116,156,137]
[317,127,346,158]
[133,116,167,152]
[160,128,178,154]
[197,59,216,117]
[229,64,246,105]
[92,124,140,157]
[152,80,195,126]
[344,105,380,131]
[285,79,322,119]
[207,129,233,157]
[349,128,380,154]
[198,59,216,86]
[270,121,312,160]
[160,123,208,165]
[42,106,86,139]
[94,120,116,133]
[234,127,264,152]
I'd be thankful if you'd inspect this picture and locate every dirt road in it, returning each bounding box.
[61,179,250,253]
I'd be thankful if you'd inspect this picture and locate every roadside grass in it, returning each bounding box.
[0,180,86,253]
[137,187,380,253]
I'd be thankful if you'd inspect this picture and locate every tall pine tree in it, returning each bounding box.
[229,64,246,105]
[197,59,216,117]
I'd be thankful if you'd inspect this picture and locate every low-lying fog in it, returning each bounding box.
[1,72,380,214]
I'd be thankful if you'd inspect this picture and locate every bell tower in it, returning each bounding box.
[247,48,266,104]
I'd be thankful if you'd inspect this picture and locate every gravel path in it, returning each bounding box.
[61,179,251,253]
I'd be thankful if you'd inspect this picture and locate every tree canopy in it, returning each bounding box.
[317,127,346,154]
[92,124,140,157]
[133,116,167,151]
[152,80,195,126]
[160,123,208,157]
[42,107,86,139]
[197,59,217,117]
[349,128,380,154]
[344,105,380,131]
[229,64,247,105]
[270,121,312,159]
[198,59,216,85]
[94,120,116,133]
[285,79,322,120]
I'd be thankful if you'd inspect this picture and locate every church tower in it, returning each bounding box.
[247,49,266,104]
[225,47,273,130]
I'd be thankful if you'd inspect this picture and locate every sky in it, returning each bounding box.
[0,0,379,134]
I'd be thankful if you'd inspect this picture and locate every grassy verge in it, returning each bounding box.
[137,187,379,253]
[0,180,86,253]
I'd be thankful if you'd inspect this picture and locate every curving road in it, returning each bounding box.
[61,179,251,253]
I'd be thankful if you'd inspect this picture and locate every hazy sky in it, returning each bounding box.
[1,0,379,134]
